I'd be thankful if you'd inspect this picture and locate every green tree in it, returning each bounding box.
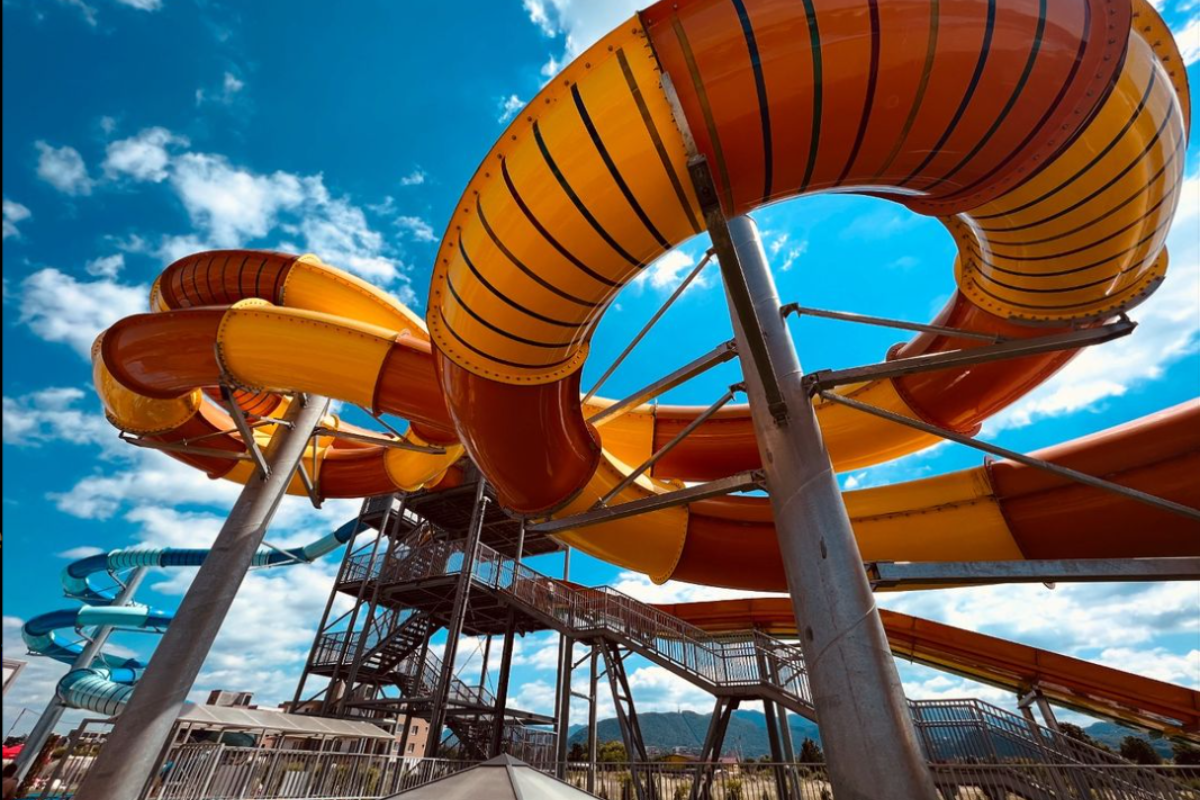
[798,737,824,764]
[1119,735,1162,765]
[1058,722,1111,752]
[567,741,587,762]
[598,740,628,763]
[1172,742,1200,765]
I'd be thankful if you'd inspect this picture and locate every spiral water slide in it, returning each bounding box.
[88,0,1197,732]
[21,521,360,716]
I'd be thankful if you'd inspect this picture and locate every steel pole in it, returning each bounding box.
[14,568,148,783]
[719,215,936,800]
[74,394,330,800]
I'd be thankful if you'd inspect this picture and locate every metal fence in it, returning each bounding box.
[25,746,1200,799]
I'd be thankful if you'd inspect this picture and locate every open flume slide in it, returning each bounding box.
[655,597,1200,741]
[21,520,360,716]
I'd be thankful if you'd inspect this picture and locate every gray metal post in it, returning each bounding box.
[719,214,937,800]
[1034,693,1061,732]
[489,612,517,756]
[14,568,148,782]
[587,645,599,794]
[425,480,489,758]
[554,637,574,778]
[74,394,330,800]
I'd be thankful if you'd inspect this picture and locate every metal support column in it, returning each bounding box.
[714,211,937,799]
[554,637,574,778]
[587,644,600,794]
[489,612,518,756]
[1035,693,1061,732]
[14,568,148,783]
[75,394,330,800]
[691,696,739,800]
[763,700,791,800]
[425,480,489,758]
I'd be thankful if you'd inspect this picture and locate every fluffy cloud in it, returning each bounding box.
[17,268,148,358]
[3,198,32,239]
[104,127,187,182]
[985,169,1200,433]
[85,253,125,278]
[631,249,714,293]
[170,152,307,245]
[521,0,641,61]
[395,215,436,243]
[115,0,163,11]
[2,616,89,737]
[196,72,246,106]
[2,387,114,449]
[399,168,427,187]
[498,94,525,124]
[1176,16,1199,66]
[35,141,93,196]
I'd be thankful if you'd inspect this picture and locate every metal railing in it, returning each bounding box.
[911,697,1187,797]
[371,537,816,714]
[33,750,1200,800]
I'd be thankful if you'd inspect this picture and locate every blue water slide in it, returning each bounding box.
[22,518,361,716]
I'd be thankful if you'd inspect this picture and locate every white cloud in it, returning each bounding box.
[395,215,437,242]
[1093,646,1200,687]
[632,249,714,294]
[1175,16,1200,66]
[56,0,99,26]
[18,268,148,358]
[171,152,307,245]
[399,168,427,187]
[880,581,1200,655]
[609,571,781,605]
[520,0,641,61]
[35,141,93,196]
[196,71,245,106]
[104,127,187,182]
[3,198,32,239]
[3,387,114,449]
[985,169,1200,434]
[498,94,525,124]
[85,253,125,278]
[115,0,163,10]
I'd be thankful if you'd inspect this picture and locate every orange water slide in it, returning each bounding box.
[92,0,1196,590]
[657,597,1200,739]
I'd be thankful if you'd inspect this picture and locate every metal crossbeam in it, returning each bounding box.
[820,390,1200,522]
[584,250,717,404]
[220,384,271,476]
[596,384,742,508]
[869,557,1200,588]
[586,339,738,427]
[783,303,1010,343]
[119,434,251,462]
[803,319,1135,395]
[313,426,447,454]
[528,471,764,534]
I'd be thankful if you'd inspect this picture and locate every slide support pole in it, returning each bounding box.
[717,214,937,800]
[74,394,330,800]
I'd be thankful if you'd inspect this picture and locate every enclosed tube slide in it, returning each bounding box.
[21,520,360,716]
[90,0,1196,592]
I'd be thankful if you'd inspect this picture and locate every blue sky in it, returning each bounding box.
[2,0,1198,738]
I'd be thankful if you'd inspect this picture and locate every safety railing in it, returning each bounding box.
[912,697,1187,797]
[366,537,816,714]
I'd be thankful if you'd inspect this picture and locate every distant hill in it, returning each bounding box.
[566,709,820,758]
[1082,721,1174,759]
[565,709,1173,761]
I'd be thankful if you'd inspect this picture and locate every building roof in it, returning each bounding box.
[388,754,599,798]
[177,704,393,740]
